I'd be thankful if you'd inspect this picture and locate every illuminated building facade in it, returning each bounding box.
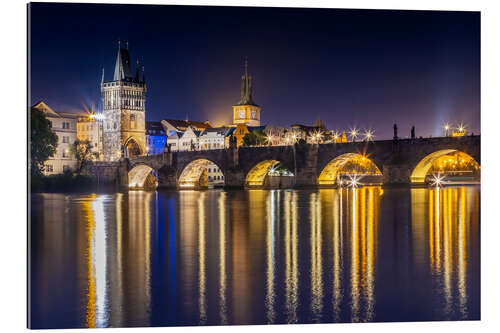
[77,112,103,160]
[167,126,201,152]
[32,101,78,174]
[232,59,261,127]
[161,119,212,136]
[145,121,166,155]
[101,41,146,161]
[198,127,235,150]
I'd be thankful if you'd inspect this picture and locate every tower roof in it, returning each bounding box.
[235,58,258,106]
[113,47,134,81]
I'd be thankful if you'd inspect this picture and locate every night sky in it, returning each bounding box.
[29,3,480,139]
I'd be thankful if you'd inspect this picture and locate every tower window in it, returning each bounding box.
[130,114,136,129]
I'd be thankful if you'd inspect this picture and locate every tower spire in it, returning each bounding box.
[237,57,256,106]
[113,40,133,81]
[101,67,104,85]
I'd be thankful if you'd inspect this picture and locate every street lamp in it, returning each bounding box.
[266,134,273,146]
[364,129,374,141]
[349,127,359,142]
[443,123,451,137]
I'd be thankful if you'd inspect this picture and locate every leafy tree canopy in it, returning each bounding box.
[71,139,98,175]
[30,107,58,175]
[242,130,267,147]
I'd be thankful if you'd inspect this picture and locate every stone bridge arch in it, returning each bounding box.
[177,158,226,189]
[127,162,158,190]
[238,146,296,188]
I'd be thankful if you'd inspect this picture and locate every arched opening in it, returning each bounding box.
[178,159,225,189]
[411,150,480,184]
[128,164,158,190]
[124,137,142,158]
[318,153,382,187]
[245,160,294,188]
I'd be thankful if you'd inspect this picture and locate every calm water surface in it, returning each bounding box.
[29,187,480,328]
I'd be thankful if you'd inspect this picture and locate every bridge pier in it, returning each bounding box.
[157,165,177,189]
[382,163,411,186]
[224,168,245,188]
[293,143,319,187]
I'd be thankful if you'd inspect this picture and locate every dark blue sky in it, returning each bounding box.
[29,3,480,139]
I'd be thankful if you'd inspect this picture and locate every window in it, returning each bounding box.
[63,165,71,172]
[114,122,117,129]
[239,110,245,118]
[62,122,70,129]
[251,111,256,119]
[45,164,53,172]
[107,122,110,129]
[62,149,69,158]
[62,136,69,143]
[130,114,136,129]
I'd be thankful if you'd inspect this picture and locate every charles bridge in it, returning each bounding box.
[86,135,480,190]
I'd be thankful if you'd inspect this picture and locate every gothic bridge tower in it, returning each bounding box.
[101,40,146,161]
[232,58,261,126]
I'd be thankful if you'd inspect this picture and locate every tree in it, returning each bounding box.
[30,107,58,175]
[242,130,267,147]
[71,139,97,175]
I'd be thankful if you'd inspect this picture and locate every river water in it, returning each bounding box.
[29,186,480,329]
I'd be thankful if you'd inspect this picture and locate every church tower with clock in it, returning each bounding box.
[232,58,261,126]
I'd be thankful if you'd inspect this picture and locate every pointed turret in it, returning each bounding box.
[236,58,257,106]
[135,59,140,82]
[141,65,146,83]
[113,39,133,81]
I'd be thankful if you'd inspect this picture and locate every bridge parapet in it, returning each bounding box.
[85,135,480,189]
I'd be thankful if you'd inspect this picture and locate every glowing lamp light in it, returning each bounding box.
[349,127,359,141]
[364,129,374,141]
[266,134,273,145]
[430,173,445,187]
[347,174,360,188]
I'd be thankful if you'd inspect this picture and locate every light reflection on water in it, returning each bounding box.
[29,186,480,329]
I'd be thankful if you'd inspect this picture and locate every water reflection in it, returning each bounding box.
[425,187,477,320]
[30,186,480,329]
[284,190,299,323]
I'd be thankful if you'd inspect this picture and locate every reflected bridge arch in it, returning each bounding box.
[410,149,480,184]
[318,153,383,186]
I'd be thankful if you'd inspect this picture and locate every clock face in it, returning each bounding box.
[239,110,245,118]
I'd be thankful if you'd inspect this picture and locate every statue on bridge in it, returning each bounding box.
[411,126,415,140]
[393,123,398,141]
